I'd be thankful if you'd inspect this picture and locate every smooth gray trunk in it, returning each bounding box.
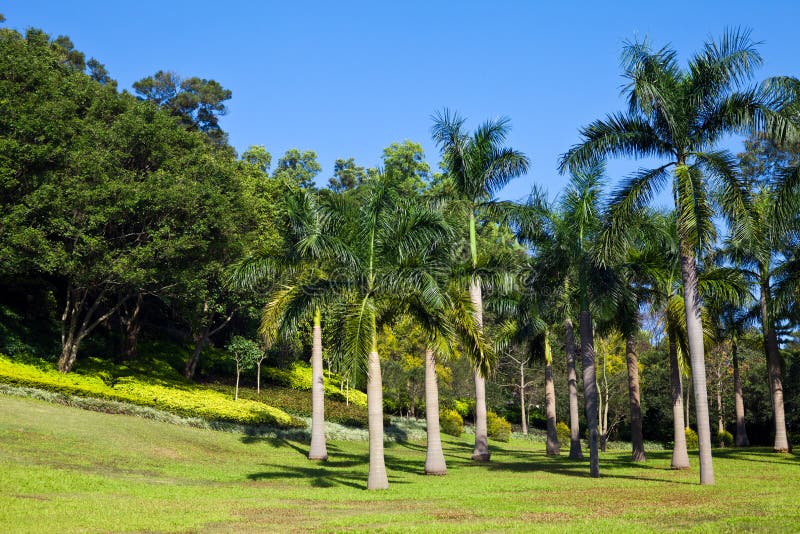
[626,334,646,462]
[308,312,328,461]
[760,278,789,452]
[545,359,559,455]
[367,347,388,489]
[679,247,714,484]
[234,367,240,401]
[579,310,599,477]
[469,279,490,462]
[565,319,583,459]
[732,341,749,447]
[519,361,528,435]
[669,327,690,469]
[424,348,447,475]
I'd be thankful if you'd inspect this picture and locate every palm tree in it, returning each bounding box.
[412,291,488,475]
[631,210,746,466]
[709,302,751,447]
[329,170,453,489]
[528,163,613,475]
[560,30,791,484]
[229,188,348,461]
[432,110,529,462]
[727,159,797,452]
[494,289,559,455]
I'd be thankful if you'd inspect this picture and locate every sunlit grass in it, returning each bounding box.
[1,395,798,532]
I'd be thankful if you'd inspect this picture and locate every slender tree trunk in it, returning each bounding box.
[58,287,127,373]
[469,279,490,462]
[185,330,208,379]
[626,334,646,462]
[716,376,724,444]
[669,326,690,469]
[565,318,583,459]
[599,339,609,453]
[760,277,789,452]
[732,340,749,447]
[234,365,240,401]
[679,246,714,484]
[424,347,447,475]
[685,376,691,430]
[119,293,143,361]
[367,335,388,490]
[257,360,262,393]
[579,310,599,477]
[520,361,528,435]
[309,307,328,461]
[545,356,560,456]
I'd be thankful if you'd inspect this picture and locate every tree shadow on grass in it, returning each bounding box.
[711,447,799,466]
[483,454,698,485]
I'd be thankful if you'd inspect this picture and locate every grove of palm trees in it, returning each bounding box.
[2,6,800,531]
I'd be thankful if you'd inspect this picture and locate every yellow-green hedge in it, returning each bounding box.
[0,355,303,428]
[264,362,368,408]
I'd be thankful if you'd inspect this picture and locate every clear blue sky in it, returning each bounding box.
[5,1,799,202]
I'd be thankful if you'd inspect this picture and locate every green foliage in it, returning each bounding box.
[487,411,512,442]
[717,429,734,448]
[439,409,464,437]
[226,336,261,371]
[452,398,473,419]
[556,421,571,445]
[685,427,699,449]
[0,354,302,427]
[263,362,368,408]
[224,384,370,428]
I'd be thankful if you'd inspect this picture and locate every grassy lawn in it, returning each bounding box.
[1,395,798,532]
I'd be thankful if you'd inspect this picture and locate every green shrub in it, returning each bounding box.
[487,411,511,442]
[439,409,464,437]
[0,354,303,428]
[452,398,473,419]
[264,362,367,407]
[556,421,570,445]
[685,427,699,449]
[717,429,733,448]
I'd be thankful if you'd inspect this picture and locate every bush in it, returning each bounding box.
[263,362,367,407]
[440,409,464,437]
[0,354,304,428]
[717,429,733,448]
[556,421,570,445]
[487,411,511,442]
[685,427,699,449]
[452,398,473,419]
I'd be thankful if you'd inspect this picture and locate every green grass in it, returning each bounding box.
[1,395,799,532]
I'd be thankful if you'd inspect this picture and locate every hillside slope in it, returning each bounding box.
[2,395,800,532]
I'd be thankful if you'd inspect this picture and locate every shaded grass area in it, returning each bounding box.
[1,395,798,533]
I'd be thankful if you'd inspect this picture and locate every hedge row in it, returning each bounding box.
[0,354,304,428]
[263,362,368,407]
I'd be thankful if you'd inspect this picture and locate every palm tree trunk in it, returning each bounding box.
[309,307,328,461]
[520,360,528,435]
[579,310,599,477]
[669,326,690,469]
[424,347,447,475]
[732,340,749,447]
[367,335,388,490]
[625,334,646,462]
[565,318,583,459]
[760,278,789,452]
[679,246,715,484]
[469,279,490,462]
[545,357,559,456]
